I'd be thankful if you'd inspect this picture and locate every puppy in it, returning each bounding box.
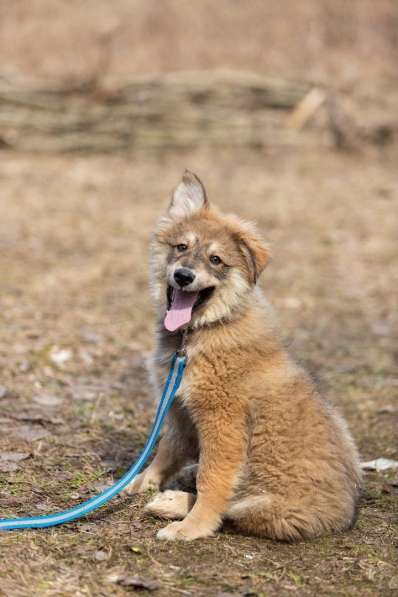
[124,171,361,542]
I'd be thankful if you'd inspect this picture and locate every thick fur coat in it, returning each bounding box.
[124,171,361,542]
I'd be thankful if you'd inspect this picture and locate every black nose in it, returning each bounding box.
[174,268,195,288]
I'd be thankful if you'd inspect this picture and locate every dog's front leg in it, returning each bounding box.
[157,403,247,540]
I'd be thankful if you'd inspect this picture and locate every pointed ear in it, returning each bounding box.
[237,226,271,284]
[168,170,209,220]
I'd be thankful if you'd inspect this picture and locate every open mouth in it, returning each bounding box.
[166,286,214,310]
[165,285,215,332]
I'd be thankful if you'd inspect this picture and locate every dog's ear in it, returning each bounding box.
[237,227,271,285]
[168,170,209,220]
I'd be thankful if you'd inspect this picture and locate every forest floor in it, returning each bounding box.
[0,145,397,596]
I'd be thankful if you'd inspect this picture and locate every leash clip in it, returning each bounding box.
[177,328,189,358]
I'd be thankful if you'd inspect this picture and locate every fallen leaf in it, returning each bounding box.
[0,462,18,472]
[118,576,160,591]
[106,571,124,583]
[9,413,64,425]
[381,484,398,495]
[92,477,114,492]
[389,576,398,590]
[35,501,51,511]
[78,523,95,533]
[0,386,8,399]
[371,321,390,336]
[71,384,99,401]
[361,458,398,472]
[10,426,50,442]
[0,452,30,462]
[377,404,397,414]
[130,546,142,554]
[95,550,108,561]
[0,493,23,506]
[79,349,94,366]
[33,394,63,407]
[80,330,102,344]
[50,348,72,366]
[283,297,303,309]
[69,380,113,401]
[18,360,32,372]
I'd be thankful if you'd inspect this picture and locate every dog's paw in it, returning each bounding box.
[145,490,195,520]
[122,469,160,496]
[156,520,214,541]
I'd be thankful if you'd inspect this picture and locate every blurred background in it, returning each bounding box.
[0,3,397,595]
[1,0,398,84]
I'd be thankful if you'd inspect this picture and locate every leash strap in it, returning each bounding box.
[0,353,186,530]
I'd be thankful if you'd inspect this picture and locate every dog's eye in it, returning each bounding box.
[209,255,222,265]
[176,244,188,252]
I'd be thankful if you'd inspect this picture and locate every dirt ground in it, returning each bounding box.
[0,1,398,596]
[0,145,397,596]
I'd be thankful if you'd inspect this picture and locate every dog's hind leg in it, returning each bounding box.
[145,490,196,520]
[123,402,198,495]
[165,463,198,492]
[226,494,341,542]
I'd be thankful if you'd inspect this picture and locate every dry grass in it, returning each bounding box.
[0,145,397,596]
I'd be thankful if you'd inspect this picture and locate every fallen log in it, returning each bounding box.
[0,70,391,153]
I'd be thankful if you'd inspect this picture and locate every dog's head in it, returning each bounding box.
[151,170,270,331]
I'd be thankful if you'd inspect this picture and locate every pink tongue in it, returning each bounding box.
[164,289,199,332]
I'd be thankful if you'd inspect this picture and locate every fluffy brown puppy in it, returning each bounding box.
[124,171,361,542]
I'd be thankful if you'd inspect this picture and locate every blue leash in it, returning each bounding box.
[0,353,186,530]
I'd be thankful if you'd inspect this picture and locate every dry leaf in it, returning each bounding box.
[389,576,398,590]
[361,458,398,472]
[377,404,397,414]
[0,461,18,472]
[95,550,108,561]
[33,394,63,407]
[18,360,32,372]
[10,426,50,442]
[118,576,160,591]
[381,484,398,495]
[50,348,72,366]
[0,449,30,471]
[10,413,63,425]
[130,546,142,554]
[0,451,30,462]
[71,384,99,401]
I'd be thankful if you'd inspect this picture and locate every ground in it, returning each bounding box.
[0,145,397,596]
[1,1,398,593]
